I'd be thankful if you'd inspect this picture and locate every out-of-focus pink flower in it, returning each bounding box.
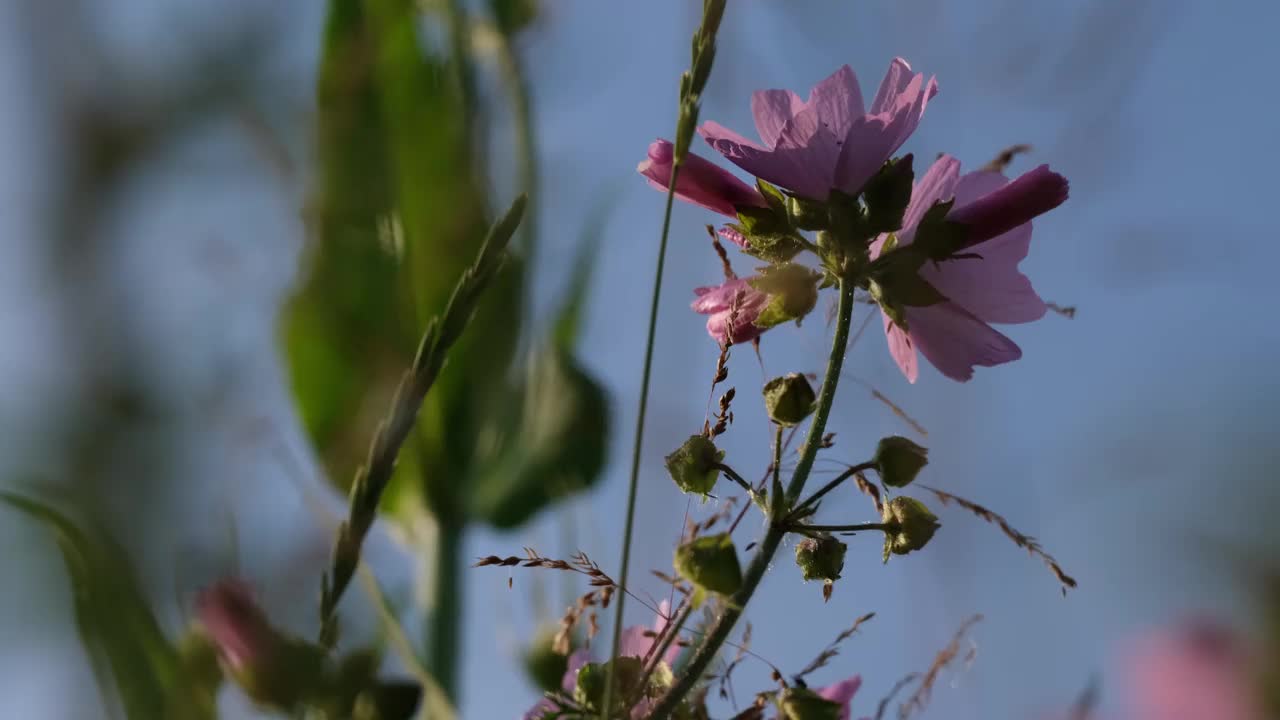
[873,154,1066,382]
[524,605,683,720]
[638,139,768,217]
[700,59,937,201]
[195,579,277,673]
[815,675,863,720]
[1127,619,1263,720]
[691,277,771,345]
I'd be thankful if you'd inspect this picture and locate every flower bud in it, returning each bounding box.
[194,579,325,708]
[881,496,940,561]
[674,533,743,596]
[665,434,725,496]
[873,436,929,488]
[861,154,915,235]
[763,373,816,426]
[778,687,843,720]
[749,263,822,329]
[794,534,847,583]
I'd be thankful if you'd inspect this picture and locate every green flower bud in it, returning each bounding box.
[665,434,725,496]
[575,657,646,713]
[873,436,929,488]
[794,534,847,583]
[861,154,915,235]
[881,496,940,561]
[750,263,822,329]
[674,533,743,596]
[778,687,843,720]
[763,373,816,426]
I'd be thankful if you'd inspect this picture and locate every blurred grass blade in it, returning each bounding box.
[0,492,198,720]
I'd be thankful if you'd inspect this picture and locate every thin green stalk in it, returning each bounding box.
[608,3,725,714]
[788,461,877,519]
[788,522,889,534]
[605,182,678,713]
[426,520,464,699]
[711,463,754,496]
[645,279,857,720]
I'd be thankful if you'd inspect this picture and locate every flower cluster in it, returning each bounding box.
[639,59,1069,382]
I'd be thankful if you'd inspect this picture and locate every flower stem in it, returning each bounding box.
[788,461,877,520]
[644,278,857,719]
[711,463,755,496]
[788,522,889,534]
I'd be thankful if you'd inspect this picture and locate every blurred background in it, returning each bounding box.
[1,0,1277,718]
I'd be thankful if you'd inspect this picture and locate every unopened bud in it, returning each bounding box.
[881,496,940,561]
[665,434,725,496]
[794,534,847,583]
[778,687,843,720]
[674,533,743,596]
[873,436,929,488]
[763,373,816,426]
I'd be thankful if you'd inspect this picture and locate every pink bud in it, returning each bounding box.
[195,579,276,673]
[947,165,1068,248]
[638,139,767,218]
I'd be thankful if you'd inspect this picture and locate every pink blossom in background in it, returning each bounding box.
[195,579,276,673]
[524,605,681,720]
[815,675,863,720]
[637,139,767,217]
[691,276,770,345]
[872,154,1067,382]
[700,58,937,201]
[1126,619,1263,720]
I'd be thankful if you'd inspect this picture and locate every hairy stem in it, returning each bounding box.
[711,463,755,496]
[645,278,857,719]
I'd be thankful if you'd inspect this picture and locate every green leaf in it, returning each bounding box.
[733,206,806,263]
[0,492,211,720]
[910,199,967,261]
[467,344,610,528]
[860,154,915,235]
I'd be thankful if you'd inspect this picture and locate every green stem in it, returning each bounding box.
[789,522,889,534]
[788,461,877,520]
[426,520,464,701]
[711,463,754,496]
[644,278,857,720]
[605,179,679,717]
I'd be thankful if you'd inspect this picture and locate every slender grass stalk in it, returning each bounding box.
[788,461,877,520]
[604,2,726,716]
[644,278,857,720]
[317,195,526,646]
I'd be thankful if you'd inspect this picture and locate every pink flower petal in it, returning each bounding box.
[815,675,863,720]
[1127,620,1263,720]
[900,154,962,233]
[751,88,805,149]
[804,65,866,141]
[869,57,916,115]
[921,223,1045,324]
[904,302,1022,382]
[881,309,919,383]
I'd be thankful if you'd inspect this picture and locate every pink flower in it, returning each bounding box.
[700,59,937,201]
[1126,619,1263,720]
[691,277,770,345]
[195,579,277,673]
[637,139,768,217]
[815,675,863,720]
[524,607,682,720]
[873,154,1066,382]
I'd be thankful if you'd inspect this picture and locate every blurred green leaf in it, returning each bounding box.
[468,343,609,529]
[0,492,213,720]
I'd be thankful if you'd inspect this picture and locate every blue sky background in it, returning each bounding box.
[1,1,1278,718]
